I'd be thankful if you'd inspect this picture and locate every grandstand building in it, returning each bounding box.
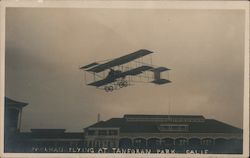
[4,97,243,154]
[4,97,84,153]
[84,114,243,153]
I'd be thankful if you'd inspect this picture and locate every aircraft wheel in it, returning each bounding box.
[119,82,124,88]
[123,81,128,87]
[108,86,113,92]
[104,86,109,92]
[119,81,128,88]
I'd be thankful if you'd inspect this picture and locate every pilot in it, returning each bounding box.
[108,68,116,78]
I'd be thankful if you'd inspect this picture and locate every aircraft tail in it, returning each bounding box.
[150,67,171,85]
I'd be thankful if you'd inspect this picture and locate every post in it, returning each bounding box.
[18,108,23,132]
[84,71,87,85]
[97,113,100,122]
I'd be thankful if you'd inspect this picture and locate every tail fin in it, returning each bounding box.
[150,67,171,85]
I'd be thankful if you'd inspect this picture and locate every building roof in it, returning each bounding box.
[14,132,84,140]
[85,115,242,134]
[9,128,84,140]
[124,114,205,123]
[86,119,126,128]
[124,114,204,119]
[30,129,66,134]
[5,97,28,108]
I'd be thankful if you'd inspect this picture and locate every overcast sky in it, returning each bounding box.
[5,8,245,132]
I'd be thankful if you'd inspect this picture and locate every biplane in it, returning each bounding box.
[80,49,171,92]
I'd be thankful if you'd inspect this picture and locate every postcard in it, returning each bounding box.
[0,0,249,157]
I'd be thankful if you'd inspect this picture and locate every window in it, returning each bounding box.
[109,130,118,135]
[179,139,188,146]
[202,139,213,146]
[88,130,95,136]
[158,124,189,132]
[89,141,93,147]
[107,141,110,147]
[134,139,142,144]
[98,130,107,136]
[100,141,103,147]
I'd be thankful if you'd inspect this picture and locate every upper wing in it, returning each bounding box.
[87,49,153,73]
[80,62,99,69]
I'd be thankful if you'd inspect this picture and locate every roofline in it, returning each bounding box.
[206,119,243,131]
[5,97,28,107]
[123,114,205,117]
[87,127,120,130]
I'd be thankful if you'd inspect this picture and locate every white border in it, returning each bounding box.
[0,1,249,158]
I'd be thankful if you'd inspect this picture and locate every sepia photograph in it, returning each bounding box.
[0,1,249,157]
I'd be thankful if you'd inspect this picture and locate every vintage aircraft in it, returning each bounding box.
[80,49,171,92]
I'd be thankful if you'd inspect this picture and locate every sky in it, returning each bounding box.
[5,8,245,132]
